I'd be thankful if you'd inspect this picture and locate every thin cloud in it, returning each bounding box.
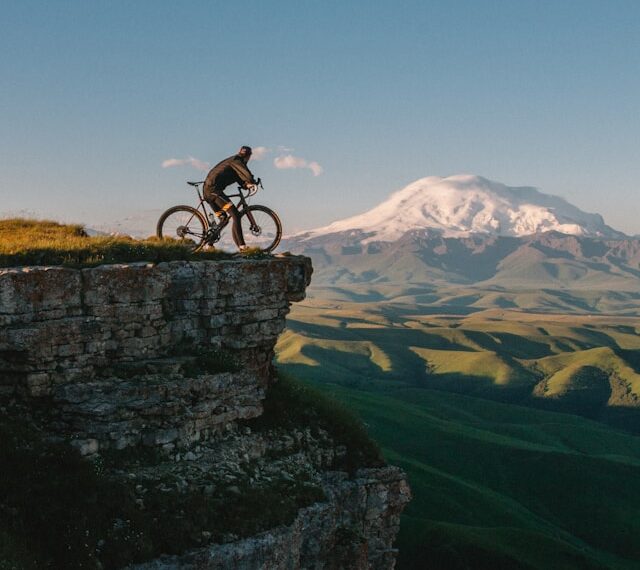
[308,161,323,176]
[161,157,210,171]
[251,146,270,160]
[274,154,324,176]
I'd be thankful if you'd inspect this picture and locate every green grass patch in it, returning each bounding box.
[293,378,640,569]
[236,246,272,259]
[277,292,640,568]
[0,218,236,268]
[105,348,241,380]
[249,373,384,473]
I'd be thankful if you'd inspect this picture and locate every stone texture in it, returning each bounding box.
[126,466,411,570]
[0,257,312,451]
[0,256,411,569]
[51,368,264,451]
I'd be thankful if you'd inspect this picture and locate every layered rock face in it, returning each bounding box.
[128,467,410,570]
[0,257,311,452]
[0,257,410,569]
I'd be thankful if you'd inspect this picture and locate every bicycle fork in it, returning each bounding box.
[244,210,261,233]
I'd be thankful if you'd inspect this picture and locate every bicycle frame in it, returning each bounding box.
[158,177,280,252]
[188,180,263,240]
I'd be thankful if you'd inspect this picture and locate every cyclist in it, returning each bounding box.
[203,146,258,252]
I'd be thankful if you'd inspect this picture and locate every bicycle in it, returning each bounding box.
[156,178,282,253]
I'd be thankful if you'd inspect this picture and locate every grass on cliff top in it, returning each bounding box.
[0,218,238,267]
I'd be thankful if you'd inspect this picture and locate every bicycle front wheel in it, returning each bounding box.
[239,205,282,253]
[156,205,208,251]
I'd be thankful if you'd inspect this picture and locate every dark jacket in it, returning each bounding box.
[204,154,256,197]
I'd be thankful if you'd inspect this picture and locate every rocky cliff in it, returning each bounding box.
[0,257,410,569]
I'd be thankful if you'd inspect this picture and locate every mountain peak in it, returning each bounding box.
[301,175,623,241]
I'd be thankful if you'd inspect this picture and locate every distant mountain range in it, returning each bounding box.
[277,175,640,570]
[283,175,640,291]
[297,175,626,241]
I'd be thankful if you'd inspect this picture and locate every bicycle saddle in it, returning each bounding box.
[187,181,204,187]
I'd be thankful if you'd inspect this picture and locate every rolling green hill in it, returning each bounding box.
[308,384,640,569]
[280,204,640,568]
[278,299,640,429]
[276,292,640,568]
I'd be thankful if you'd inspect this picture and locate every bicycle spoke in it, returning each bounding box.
[157,206,207,251]
[239,206,281,252]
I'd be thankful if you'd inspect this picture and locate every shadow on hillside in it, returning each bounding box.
[280,355,640,436]
[281,317,640,435]
[307,287,386,302]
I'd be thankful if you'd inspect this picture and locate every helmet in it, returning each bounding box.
[238,146,252,158]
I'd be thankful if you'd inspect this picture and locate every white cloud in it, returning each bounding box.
[274,154,324,176]
[273,155,307,170]
[161,156,210,171]
[251,146,270,160]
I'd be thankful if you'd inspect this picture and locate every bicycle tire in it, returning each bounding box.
[156,205,208,251]
[239,205,282,253]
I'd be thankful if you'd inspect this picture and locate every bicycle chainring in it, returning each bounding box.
[205,228,221,244]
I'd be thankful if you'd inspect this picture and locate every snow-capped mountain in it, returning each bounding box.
[299,175,624,241]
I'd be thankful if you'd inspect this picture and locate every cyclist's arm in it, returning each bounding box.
[230,159,257,187]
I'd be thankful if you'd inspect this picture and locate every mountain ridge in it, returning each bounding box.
[283,175,639,292]
[283,229,640,292]
[298,174,626,241]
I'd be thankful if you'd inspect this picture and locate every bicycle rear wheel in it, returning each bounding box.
[239,205,282,253]
[156,205,208,251]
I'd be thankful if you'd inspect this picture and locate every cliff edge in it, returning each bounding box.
[0,257,410,569]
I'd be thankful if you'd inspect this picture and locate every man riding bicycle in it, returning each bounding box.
[203,146,257,252]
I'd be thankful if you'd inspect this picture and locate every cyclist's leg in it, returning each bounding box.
[207,194,226,219]
[212,192,245,248]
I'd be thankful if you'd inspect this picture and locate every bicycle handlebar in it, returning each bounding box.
[242,178,263,197]
[185,178,263,196]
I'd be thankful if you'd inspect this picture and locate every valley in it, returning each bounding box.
[276,287,640,569]
[278,291,640,431]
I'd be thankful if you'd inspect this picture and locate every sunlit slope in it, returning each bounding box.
[277,301,640,430]
[277,329,393,373]
[276,286,640,568]
[410,348,534,386]
[309,383,640,570]
[531,347,640,407]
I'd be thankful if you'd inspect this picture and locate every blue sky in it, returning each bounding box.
[1,0,639,234]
